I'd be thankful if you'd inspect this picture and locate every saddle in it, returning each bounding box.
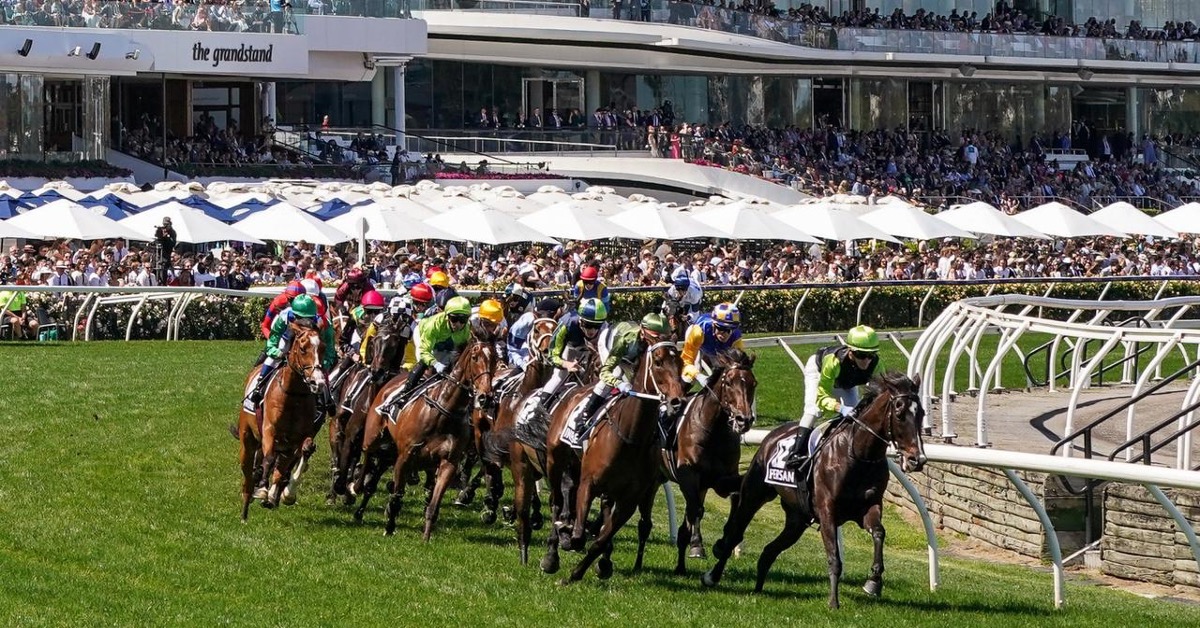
[376,374,443,423]
[561,395,622,451]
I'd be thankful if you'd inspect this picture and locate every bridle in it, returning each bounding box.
[286,328,323,394]
[843,390,920,463]
[420,341,496,416]
[700,364,755,432]
[639,340,678,400]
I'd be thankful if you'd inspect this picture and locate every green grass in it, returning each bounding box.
[0,340,1195,626]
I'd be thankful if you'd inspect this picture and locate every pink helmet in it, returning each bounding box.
[361,290,386,309]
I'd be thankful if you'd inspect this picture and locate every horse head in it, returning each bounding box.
[286,321,326,395]
[709,349,758,434]
[367,320,402,383]
[453,332,500,411]
[528,317,558,364]
[864,371,927,473]
[639,340,686,417]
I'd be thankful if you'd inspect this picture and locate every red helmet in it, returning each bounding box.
[580,266,599,282]
[346,267,367,285]
[284,280,304,297]
[409,282,434,304]
[361,290,386,309]
[310,277,323,289]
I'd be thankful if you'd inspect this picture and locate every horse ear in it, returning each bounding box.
[910,372,922,389]
[748,352,757,367]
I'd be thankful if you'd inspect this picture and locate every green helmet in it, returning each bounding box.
[846,325,880,353]
[291,294,318,319]
[578,298,608,324]
[640,312,670,335]
[445,295,472,317]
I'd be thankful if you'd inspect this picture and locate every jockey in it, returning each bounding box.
[259,279,305,340]
[380,295,473,414]
[516,297,608,427]
[335,267,374,311]
[569,312,670,442]
[427,270,458,316]
[329,289,386,389]
[301,277,331,324]
[681,302,745,385]
[244,294,336,410]
[784,325,881,469]
[503,283,532,326]
[662,269,703,325]
[507,297,563,371]
[475,297,508,364]
[398,282,435,367]
[570,265,610,311]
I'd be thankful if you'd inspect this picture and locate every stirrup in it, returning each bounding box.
[783,452,807,470]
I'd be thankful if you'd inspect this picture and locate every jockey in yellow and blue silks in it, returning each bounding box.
[379,295,473,415]
[244,293,336,411]
[681,302,745,385]
[784,325,881,469]
[570,265,610,311]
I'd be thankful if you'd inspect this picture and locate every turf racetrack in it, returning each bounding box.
[0,340,1194,626]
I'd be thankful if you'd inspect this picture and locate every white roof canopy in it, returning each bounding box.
[1089,202,1177,238]
[424,202,559,245]
[1014,202,1127,238]
[937,202,1047,238]
[232,202,352,245]
[772,204,900,242]
[860,204,975,240]
[8,199,148,241]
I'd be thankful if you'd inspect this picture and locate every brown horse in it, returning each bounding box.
[700,372,927,609]
[543,340,686,581]
[666,349,757,574]
[327,318,407,504]
[238,322,328,521]
[359,324,500,540]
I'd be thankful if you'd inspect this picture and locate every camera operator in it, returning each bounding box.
[154,217,177,286]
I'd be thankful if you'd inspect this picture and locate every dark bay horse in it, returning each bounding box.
[238,322,328,520]
[665,349,757,574]
[701,372,927,609]
[327,318,407,504]
[544,341,686,581]
[359,325,500,540]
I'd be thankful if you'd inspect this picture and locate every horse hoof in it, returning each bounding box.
[353,511,364,523]
[480,509,497,525]
[530,512,545,531]
[281,490,297,506]
[700,572,718,588]
[501,506,516,523]
[454,489,476,507]
[863,581,882,597]
[595,560,613,580]
[252,487,268,500]
[689,545,707,559]
[343,495,356,507]
[261,500,275,510]
[540,554,560,574]
[325,495,337,506]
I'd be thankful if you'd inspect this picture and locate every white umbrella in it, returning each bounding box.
[518,201,641,240]
[209,191,275,209]
[233,202,352,245]
[691,203,819,242]
[1014,202,1127,238]
[424,202,559,245]
[327,203,455,242]
[8,199,148,241]
[937,201,1047,238]
[1089,202,1177,238]
[772,204,900,242]
[608,203,715,240]
[1155,202,1200,234]
[479,192,547,217]
[0,219,41,239]
[861,204,975,240]
[526,186,574,207]
[120,201,265,244]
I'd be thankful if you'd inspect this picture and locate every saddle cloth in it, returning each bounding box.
[559,395,620,451]
[764,422,829,487]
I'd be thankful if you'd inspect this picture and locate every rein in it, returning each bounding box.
[843,392,916,464]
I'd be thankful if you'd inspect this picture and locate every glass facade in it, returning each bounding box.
[849,78,908,131]
[943,81,1072,143]
[1140,88,1200,135]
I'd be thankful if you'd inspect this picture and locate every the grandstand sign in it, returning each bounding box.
[144,31,307,76]
[192,43,274,69]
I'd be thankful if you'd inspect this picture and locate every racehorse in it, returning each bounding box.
[237,322,328,521]
[665,349,757,574]
[358,323,500,540]
[327,318,406,504]
[700,372,927,609]
[543,341,686,581]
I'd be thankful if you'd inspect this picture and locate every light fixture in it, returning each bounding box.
[1078,68,1094,81]
[362,53,375,70]
[17,39,32,57]
[125,49,140,61]
[68,46,81,57]
[86,42,101,60]
[958,64,976,78]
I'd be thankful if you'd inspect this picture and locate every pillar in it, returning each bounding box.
[1125,86,1140,139]
[18,73,44,156]
[585,70,600,114]
[371,71,385,128]
[83,75,110,160]
[265,82,277,126]
[392,64,406,133]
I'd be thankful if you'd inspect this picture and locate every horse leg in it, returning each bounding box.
[282,447,310,506]
[540,516,561,574]
[422,459,458,542]
[513,459,535,565]
[453,450,479,506]
[239,426,258,522]
[633,486,656,573]
[754,507,809,593]
[567,498,635,583]
[862,504,886,598]
[480,462,504,525]
[701,465,775,588]
[821,518,843,609]
[353,448,388,523]
[674,476,699,574]
[530,490,545,531]
[569,477,595,552]
[326,408,346,503]
[383,448,410,537]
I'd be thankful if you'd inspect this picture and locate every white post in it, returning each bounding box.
[392,64,406,134]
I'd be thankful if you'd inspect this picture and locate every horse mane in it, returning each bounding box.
[470,318,499,342]
[856,370,917,413]
[707,348,755,385]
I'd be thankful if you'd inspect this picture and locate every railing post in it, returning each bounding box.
[887,460,939,592]
[1003,469,1064,610]
[125,293,151,341]
[917,285,937,327]
[791,288,812,333]
[855,286,874,326]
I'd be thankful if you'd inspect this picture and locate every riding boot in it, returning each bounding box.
[380,361,427,418]
[572,392,608,442]
[245,364,274,409]
[784,425,814,470]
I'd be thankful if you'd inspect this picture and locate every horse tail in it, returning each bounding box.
[482,426,515,466]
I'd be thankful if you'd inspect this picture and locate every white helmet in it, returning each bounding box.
[301,278,321,295]
[389,295,414,319]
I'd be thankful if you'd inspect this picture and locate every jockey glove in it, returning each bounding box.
[617,381,633,396]
[434,361,449,374]
[839,404,857,418]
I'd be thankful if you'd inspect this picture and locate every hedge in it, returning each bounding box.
[22,281,1200,341]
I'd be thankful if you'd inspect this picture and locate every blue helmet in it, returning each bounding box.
[711,303,740,329]
[578,298,608,324]
[672,274,690,290]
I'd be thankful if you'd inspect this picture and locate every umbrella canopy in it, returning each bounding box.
[691,203,819,242]
[518,201,641,240]
[0,218,42,239]
[526,186,574,207]
[608,203,715,239]
[121,202,265,244]
[210,192,275,209]
[233,202,352,245]
[163,195,239,222]
[772,204,900,242]
[1154,202,1200,234]
[309,198,362,220]
[78,197,133,221]
[1013,202,1127,238]
[32,185,85,201]
[860,204,975,240]
[8,199,148,241]
[937,201,1047,238]
[424,202,559,245]
[16,190,63,208]
[328,203,455,242]
[1089,202,1177,238]
[0,196,23,219]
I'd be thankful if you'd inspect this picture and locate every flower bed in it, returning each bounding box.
[0,160,132,179]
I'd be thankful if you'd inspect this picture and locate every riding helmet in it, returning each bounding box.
[409,282,435,305]
[640,312,670,335]
[578,298,608,324]
[345,267,367,285]
[361,290,386,310]
[301,278,321,295]
[846,325,880,353]
[445,296,472,317]
[579,266,599,282]
[291,294,318,319]
[711,303,741,329]
[478,299,504,324]
[536,298,563,317]
[284,280,304,297]
[428,271,451,289]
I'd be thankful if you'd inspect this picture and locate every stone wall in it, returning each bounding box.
[1103,483,1200,595]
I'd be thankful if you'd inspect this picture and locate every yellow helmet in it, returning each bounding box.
[428,271,450,288]
[478,298,504,324]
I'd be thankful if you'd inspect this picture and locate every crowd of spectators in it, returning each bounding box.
[0,0,302,32]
